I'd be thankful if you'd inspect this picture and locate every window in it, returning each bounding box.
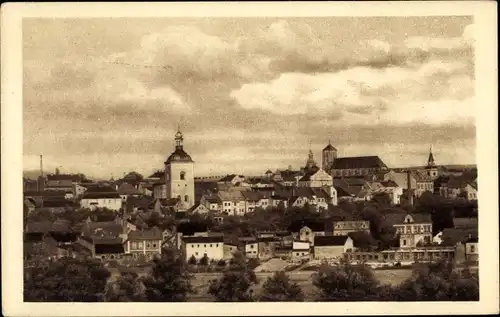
[403,239,407,246]
[204,244,206,248]
[191,245,194,248]
[138,242,143,248]
[180,171,185,180]
[470,245,475,253]
[195,252,198,256]
[250,245,254,249]
[197,244,200,247]
[210,244,213,247]
[216,244,219,247]
[185,195,189,202]
[146,243,151,248]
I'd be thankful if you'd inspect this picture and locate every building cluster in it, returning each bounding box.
[23,130,479,269]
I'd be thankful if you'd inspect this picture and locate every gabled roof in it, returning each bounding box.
[332,156,388,170]
[241,191,263,202]
[128,227,163,241]
[81,192,121,199]
[380,180,399,188]
[441,228,478,246]
[335,186,352,197]
[323,143,337,151]
[117,183,139,195]
[84,221,123,238]
[453,217,478,229]
[218,190,245,202]
[203,195,222,204]
[219,174,241,182]
[182,235,224,244]
[384,213,432,225]
[314,235,350,246]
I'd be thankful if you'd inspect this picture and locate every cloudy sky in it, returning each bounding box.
[23,17,475,179]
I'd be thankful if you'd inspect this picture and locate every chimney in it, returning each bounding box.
[407,170,413,206]
[40,154,44,177]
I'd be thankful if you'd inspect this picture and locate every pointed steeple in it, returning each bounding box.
[427,145,435,167]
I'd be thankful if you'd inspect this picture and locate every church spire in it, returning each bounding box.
[427,145,435,167]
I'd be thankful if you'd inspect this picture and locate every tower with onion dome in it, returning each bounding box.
[164,128,195,209]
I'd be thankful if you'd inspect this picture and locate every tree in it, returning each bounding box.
[395,260,479,301]
[105,272,146,302]
[142,249,195,301]
[208,251,257,301]
[199,254,209,266]
[371,192,392,208]
[24,257,111,302]
[188,255,197,265]
[312,261,387,301]
[259,271,304,302]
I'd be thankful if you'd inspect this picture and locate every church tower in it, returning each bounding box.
[425,146,439,180]
[164,128,195,209]
[322,140,338,173]
[304,142,319,174]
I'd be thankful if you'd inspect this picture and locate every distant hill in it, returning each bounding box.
[392,164,477,172]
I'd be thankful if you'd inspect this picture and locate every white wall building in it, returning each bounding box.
[164,130,195,209]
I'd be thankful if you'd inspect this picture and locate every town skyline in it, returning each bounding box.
[23,17,476,179]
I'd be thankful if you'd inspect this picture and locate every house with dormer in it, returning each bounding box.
[391,213,433,248]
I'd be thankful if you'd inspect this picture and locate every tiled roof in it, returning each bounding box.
[218,190,245,202]
[182,235,224,244]
[176,221,208,234]
[323,143,337,151]
[84,221,123,238]
[332,156,388,170]
[241,191,262,201]
[84,185,118,193]
[383,213,431,226]
[81,192,121,199]
[219,174,239,182]
[441,228,478,246]
[203,195,222,204]
[128,227,163,241]
[23,191,65,198]
[25,219,72,233]
[314,235,349,246]
[335,186,352,197]
[42,200,75,208]
[380,180,399,188]
[412,170,433,182]
[94,243,125,254]
[117,183,139,195]
[148,170,164,178]
[453,217,478,229]
[46,174,82,182]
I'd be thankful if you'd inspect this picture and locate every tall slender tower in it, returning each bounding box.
[37,154,45,191]
[425,146,439,180]
[164,128,195,210]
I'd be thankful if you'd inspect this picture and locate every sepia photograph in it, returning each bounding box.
[2,1,498,316]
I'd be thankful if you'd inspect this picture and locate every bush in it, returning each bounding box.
[217,259,226,267]
[188,255,197,265]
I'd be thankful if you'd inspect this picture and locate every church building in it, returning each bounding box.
[164,129,195,210]
[321,141,389,178]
